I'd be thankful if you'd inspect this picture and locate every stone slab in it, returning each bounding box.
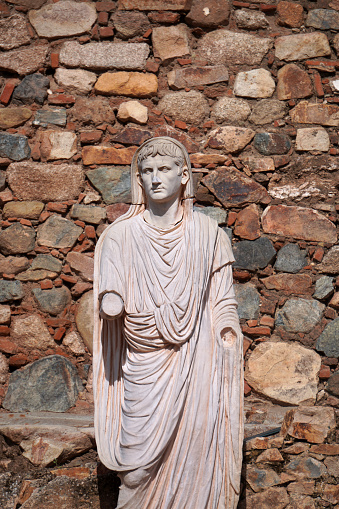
[86,166,131,204]
[0,132,30,161]
[168,66,229,90]
[0,14,31,50]
[118,0,191,9]
[0,44,48,75]
[95,72,158,97]
[275,33,331,61]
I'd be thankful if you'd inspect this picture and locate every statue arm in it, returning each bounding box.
[98,233,125,320]
[100,292,124,320]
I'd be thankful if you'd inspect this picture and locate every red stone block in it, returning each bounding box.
[20,218,32,227]
[233,270,251,283]
[174,120,188,130]
[244,380,251,396]
[145,61,160,73]
[80,131,102,144]
[51,466,91,479]
[0,1,10,16]
[234,204,260,241]
[54,327,66,341]
[313,72,324,98]
[260,315,275,328]
[241,325,271,337]
[325,307,337,320]
[40,280,53,290]
[260,4,276,13]
[50,53,59,69]
[46,318,72,327]
[247,320,258,328]
[0,326,10,336]
[9,353,29,368]
[313,247,324,262]
[106,203,130,223]
[233,0,249,6]
[0,80,17,106]
[97,11,108,24]
[85,225,96,239]
[277,1,303,27]
[54,278,63,287]
[48,94,76,105]
[96,1,116,11]
[46,202,68,214]
[61,274,77,284]
[319,365,331,379]
[99,26,114,38]
[177,58,192,66]
[0,338,18,355]
[148,11,180,23]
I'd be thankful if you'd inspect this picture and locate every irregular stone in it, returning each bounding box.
[0,107,32,129]
[263,274,312,294]
[0,171,5,192]
[168,66,229,90]
[233,237,276,271]
[318,246,339,274]
[250,100,287,125]
[158,91,209,124]
[254,132,291,155]
[153,125,200,153]
[322,484,339,505]
[3,355,83,412]
[12,74,49,105]
[276,298,324,333]
[40,130,77,161]
[60,41,149,71]
[70,97,115,126]
[212,97,251,124]
[63,331,86,355]
[324,455,339,476]
[37,215,82,249]
[275,33,331,62]
[234,204,260,240]
[277,1,304,27]
[185,0,230,27]
[306,9,339,30]
[76,291,93,353]
[7,162,84,202]
[313,276,334,301]
[207,126,254,153]
[21,437,65,468]
[262,205,337,244]
[0,14,30,50]
[0,305,10,325]
[33,108,67,128]
[0,352,8,383]
[245,341,321,405]
[33,286,71,315]
[241,156,274,173]
[203,167,269,207]
[118,0,190,9]
[70,204,106,225]
[6,0,46,6]
[82,146,135,166]
[17,269,58,282]
[0,223,35,255]
[316,318,339,358]
[0,280,24,302]
[95,72,158,98]
[247,487,289,509]
[234,283,260,320]
[277,64,313,101]
[29,1,97,39]
[285,457,327,480]
[287,496,316,509]
[152,25,190,62]
[0,44,48,76]
[66,252,94,282]
[246,465,281,492]
[256,448,284,463]
[111,127,151,146]
[290,101,339,127]
[234,9,269,30]
[0,255,29,275]
[3,201,44,219]
[0,132,30,161]
[11,314,54,350]
[31,254,62,273]
[234,69,275,99]
[198,30,272,65]
[296,128,329,152]
[194,206,227,224]
[54,68,97,95]
[117,100,148,124]
[268,176,335,203]
[86,166,131,204]
[190,153,227,166]
[112,11,150,39]
[274,243,307,274]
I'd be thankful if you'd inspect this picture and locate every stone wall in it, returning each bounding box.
[0,0,338,505]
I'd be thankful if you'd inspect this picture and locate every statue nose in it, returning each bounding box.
[152,174,162,184]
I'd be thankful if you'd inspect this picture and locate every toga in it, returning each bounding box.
[93,208,243,509]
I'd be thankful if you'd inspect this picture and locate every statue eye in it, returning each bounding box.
[159,166,170,172]
[143,168,152,175]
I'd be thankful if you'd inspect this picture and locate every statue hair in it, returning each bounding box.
[137,140,185,170]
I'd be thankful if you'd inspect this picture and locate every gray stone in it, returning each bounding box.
[274,243,307,274]
[37,215,82,249]
[70,97,115,126]
[3,355,83,412]
[31,254,62,273]
[0,171,5,191]
[306,9,339,30]
[0,223,35,255]
[275,33,331,62]
[222,227,232,241]
[276,298,325,333]
[0,44,49,76]
[246,465,281,492]
[76,291,94,354]
[168,66,229,90]
[3,201,44,220]
[194,206,227,225]
[285,457,327,480]
[326,371,339,398]
[234,283,260,320]
[198,30,272,66]
[7,162,84,202]
[54,68,97,95]
[316,318,339,358]
[0,281,24,303]
[17,269,59,282]
[313,276,334,301]
[318,246,339,275]
[250,100,287,125]
[233,237,276,271]
[12,74,49,105]
[254,132,291,155]
[86,166,131,204]
[234,9,269,29]
[33,286,71,316]
[0,255,29,275]
[29,0,97,39]
[70,204,106,225]
[33,108,67,127]
[59,41,149,71]
[112,11,150,39]
[212,97,251,124]
[0,132,30,161]
[158,91,209,124]
[0,14,31,50]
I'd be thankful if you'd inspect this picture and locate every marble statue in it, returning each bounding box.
[93,137,244,509]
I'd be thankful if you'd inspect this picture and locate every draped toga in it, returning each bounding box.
[93,209,243,509]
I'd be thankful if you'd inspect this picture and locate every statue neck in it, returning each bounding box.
[144,196,183,229]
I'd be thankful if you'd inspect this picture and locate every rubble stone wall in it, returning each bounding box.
[0,0,338,506]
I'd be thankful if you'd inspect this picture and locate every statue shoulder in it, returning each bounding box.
[192,209,219,231]
[100,216,139,249]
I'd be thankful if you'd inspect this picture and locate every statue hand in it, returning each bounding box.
[100,293,124,320]
[220,327,237,347]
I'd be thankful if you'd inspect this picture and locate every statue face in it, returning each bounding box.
[139,154,189,205]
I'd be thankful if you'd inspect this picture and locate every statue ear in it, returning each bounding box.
[181,165,189,186]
